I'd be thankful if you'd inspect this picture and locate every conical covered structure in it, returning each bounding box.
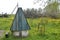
[10,8,30,37]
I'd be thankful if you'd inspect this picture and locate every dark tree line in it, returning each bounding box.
[23,8,42,18]
[0,13,9,17]
[23,2,60,19]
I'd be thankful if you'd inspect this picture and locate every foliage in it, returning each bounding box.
[24,8,42,18]
[44,2,60,18]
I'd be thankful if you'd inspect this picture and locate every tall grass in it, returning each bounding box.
[0,16,60,40]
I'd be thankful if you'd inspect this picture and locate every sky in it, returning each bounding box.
[0,0,47,14]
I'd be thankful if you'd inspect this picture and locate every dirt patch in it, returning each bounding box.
[0,30,5,37]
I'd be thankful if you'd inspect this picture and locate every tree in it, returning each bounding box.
[44,2,59,18]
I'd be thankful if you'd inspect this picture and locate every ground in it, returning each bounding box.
[0,30,5,37]
[0,16,60,40]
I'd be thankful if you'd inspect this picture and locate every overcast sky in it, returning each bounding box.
[0,0,47,14]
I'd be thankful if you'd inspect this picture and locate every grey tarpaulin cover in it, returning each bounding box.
[10,8,30,31]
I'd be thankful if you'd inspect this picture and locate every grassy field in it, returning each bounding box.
[0,16,60,40]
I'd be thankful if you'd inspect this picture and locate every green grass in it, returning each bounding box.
[0,16,60,40]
